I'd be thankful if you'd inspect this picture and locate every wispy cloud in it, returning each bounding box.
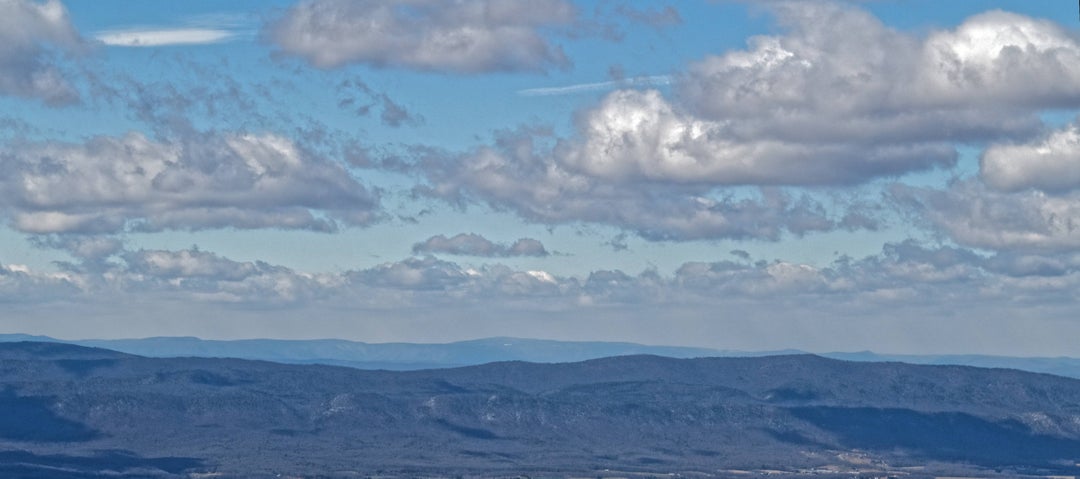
[95,12,259,48]
[95,28,237,47]
[518,75,672,96]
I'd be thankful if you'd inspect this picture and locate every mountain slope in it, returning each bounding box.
[0,342,1079,477]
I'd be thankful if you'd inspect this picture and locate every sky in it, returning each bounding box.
[2,0,1080,355]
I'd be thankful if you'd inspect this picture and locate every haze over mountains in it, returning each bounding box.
[0,341,1079,478]
[3,334,1080,379]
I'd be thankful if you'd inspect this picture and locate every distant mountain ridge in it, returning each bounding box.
[0,341,1079,478]
[0,334,736,369]
[3,333,1080,379]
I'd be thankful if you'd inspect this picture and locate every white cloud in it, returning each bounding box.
[557,3,1073,190]
[348,256,473,291]
[267,0,574,73]
[684,5,1080,120]
[30,234,124,265]
[13,239,1080,354]
[919,120,1080,256]
[412,233,549,257]
[414,127,864,241]
[879,11,1080,256]
[0,261,81,302]
[125,249,259,281]
[982,122,1080,193]
[0,131,380,234]
[117,248,341,304]
[0,0,83,105]
[562,89,955,185]
[667,2,1080,182]
[410,3,1080,242]
[894,181,1080,253]
[918,10,1080,108]
[95,28,235,47]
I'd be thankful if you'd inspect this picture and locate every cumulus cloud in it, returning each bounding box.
[408,3,1080,241]
[414,126,876,241]
[118,248,343,304]
[348,256,472,291]
[499,2,1079,194]
[412,233,548,257]
[981,122,1080,193]
[893,36,1080,253]
[11,238,1080,353]
[343,243,1073,305]
[674,259,838,297]
[0,0,83,105]
[664,3,1080,184]
[893,181,1080,253]
[981,251,1080,278]
[682,4,1080,123]
[0,261,80,302]
[22,241,1064,304]
[904,118,1080,262]
[267,0,574,73]
[125,248,262,281]
[917,10,1080,108]
[562,89,956,185]
[29,234,125,273]
[0,131,380,234]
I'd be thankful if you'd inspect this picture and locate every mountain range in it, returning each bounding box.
[4,334,1080,379]
[0,341,1079,478]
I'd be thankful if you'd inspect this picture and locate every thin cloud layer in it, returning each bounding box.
[95,28,236,47]
[412,233,549,257]
[614,4,681,30]
[0,131,380,234]
[336,79,423,128]
[267,0,574,73]
[517,75,671,97]
[0,0,82,105]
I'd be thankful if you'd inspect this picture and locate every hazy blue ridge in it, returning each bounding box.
[0,334,732,369]
[2,334,1080,379]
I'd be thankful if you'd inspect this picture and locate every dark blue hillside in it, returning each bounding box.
[0,342,1078,478]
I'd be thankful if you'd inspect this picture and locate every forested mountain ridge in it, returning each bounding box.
[0,341,1078,478]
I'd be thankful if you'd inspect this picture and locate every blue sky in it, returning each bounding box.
[2,0,1080,355]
